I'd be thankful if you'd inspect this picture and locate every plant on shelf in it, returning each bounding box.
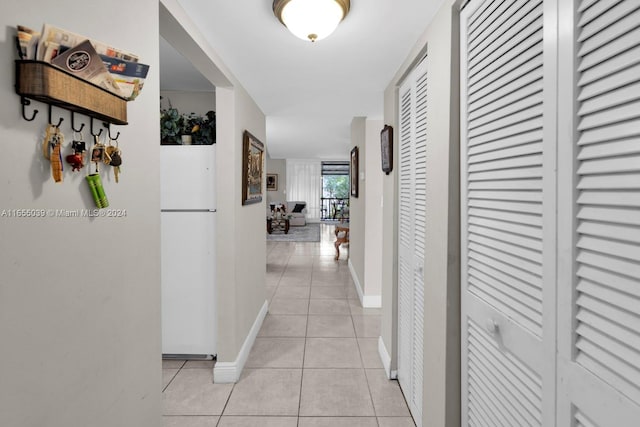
[160,97,216,145]
[160,97,183,145]
[180,112,200,145]
[193,110,216,145]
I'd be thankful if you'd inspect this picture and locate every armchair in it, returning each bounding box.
[284,201,307,226]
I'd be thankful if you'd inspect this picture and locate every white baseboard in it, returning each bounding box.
[213,300,268,383]
[348,259,381,308]
[378,336,397,380]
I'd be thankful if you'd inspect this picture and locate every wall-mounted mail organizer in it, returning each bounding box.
[14,60,128,136]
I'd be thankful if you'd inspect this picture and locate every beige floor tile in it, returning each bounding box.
[358,337,383,369]
[274,286,311,299]
[311,274,348,286]
[163,416,219,427]
[162,360,186,369]
[287,255,315,266]
[278,275,312,287]
[304,338,362,368]
[163,369,233,415]
[308,298,350,315]
[269,298,309,315]
[245,337,305,368]
[292,247,321,256]
[298,417,378,427]
[306,315,355,338]
[310,286,347,299]
[319,247,341,257]
[357,338,383,369]
[352,315,381,338]
[311,266,341,275]
[258,315,308,337]
[346,284,359,299]
[314,255,341,265]
[312,263,349,273]
[377,417,416,427]
[265,286,277,303]
[266,277,281,286]
[162,369,179,390]
[282,264,313,274]
[365,369,411,417]
[217,416,298,427]
[299,368,375,416]
[184,360,214,369]
[224,369,302,416]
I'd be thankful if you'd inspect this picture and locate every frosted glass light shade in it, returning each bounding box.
[274,0,350,42]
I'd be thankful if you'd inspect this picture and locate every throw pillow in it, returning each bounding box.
[292,203,306,213]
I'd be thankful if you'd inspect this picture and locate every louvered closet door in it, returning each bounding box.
[460,0,556,425]
[397,56,427,427]
[557,1,640,425]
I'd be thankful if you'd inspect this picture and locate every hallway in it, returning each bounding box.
[162,224,415,426]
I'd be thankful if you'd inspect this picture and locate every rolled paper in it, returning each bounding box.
[86,174,109,208]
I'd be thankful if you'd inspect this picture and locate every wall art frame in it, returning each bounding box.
[266,173,278,191]
[350,146,359,198]
[242,130,264,205]
[380,124,393,175]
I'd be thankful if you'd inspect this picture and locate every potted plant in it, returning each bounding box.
[160,106,182,145]
[180,112,200,145]
[160,97,183,145]
[193,110,216,145]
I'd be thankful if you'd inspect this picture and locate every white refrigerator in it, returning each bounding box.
[160,145,217,358]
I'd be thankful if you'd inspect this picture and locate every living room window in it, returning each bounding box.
[321,161,350,222]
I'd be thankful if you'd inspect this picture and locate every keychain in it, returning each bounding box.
[42,124,64,182]
[104,138,123,183]
[90,134,105,173]
[86,134,109,208]
[66,132,87,172]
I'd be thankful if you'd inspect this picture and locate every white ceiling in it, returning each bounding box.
[163,0,444,159]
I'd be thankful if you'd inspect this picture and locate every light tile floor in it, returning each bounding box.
[162,224,415,427]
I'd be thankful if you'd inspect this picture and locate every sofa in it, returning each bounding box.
[284,201,307,226]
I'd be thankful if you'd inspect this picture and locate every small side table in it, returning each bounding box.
[267,217,290,234]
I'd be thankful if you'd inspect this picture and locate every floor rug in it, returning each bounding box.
[266,223,320,242]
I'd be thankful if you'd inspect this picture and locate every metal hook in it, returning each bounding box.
[103,122,120,141]
[71,112,85,132]
[90,118,103,138]
[20,97,38,121]
[48,104,64,128]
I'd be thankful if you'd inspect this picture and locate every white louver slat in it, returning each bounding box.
[465,0,545,337]
[574,0,640,407]
[461,0,548,425]
[397,84,413,409]
[397,55,427,427]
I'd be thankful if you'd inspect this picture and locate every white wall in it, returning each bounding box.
[215,84,267,366]
[350,117,384,306]
[266,157,286,204]
[0,2,162,426]
[364,118,383,305]
[160,0,267,381]
[349,118,366,290]
[380,1,461,426]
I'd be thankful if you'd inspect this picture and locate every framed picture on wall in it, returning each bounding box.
[350,146,359,198]
[266,174,278,191]
[242,130,264,205]
[381,125,393,175]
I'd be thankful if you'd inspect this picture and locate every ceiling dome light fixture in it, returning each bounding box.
[273,0,350,43]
